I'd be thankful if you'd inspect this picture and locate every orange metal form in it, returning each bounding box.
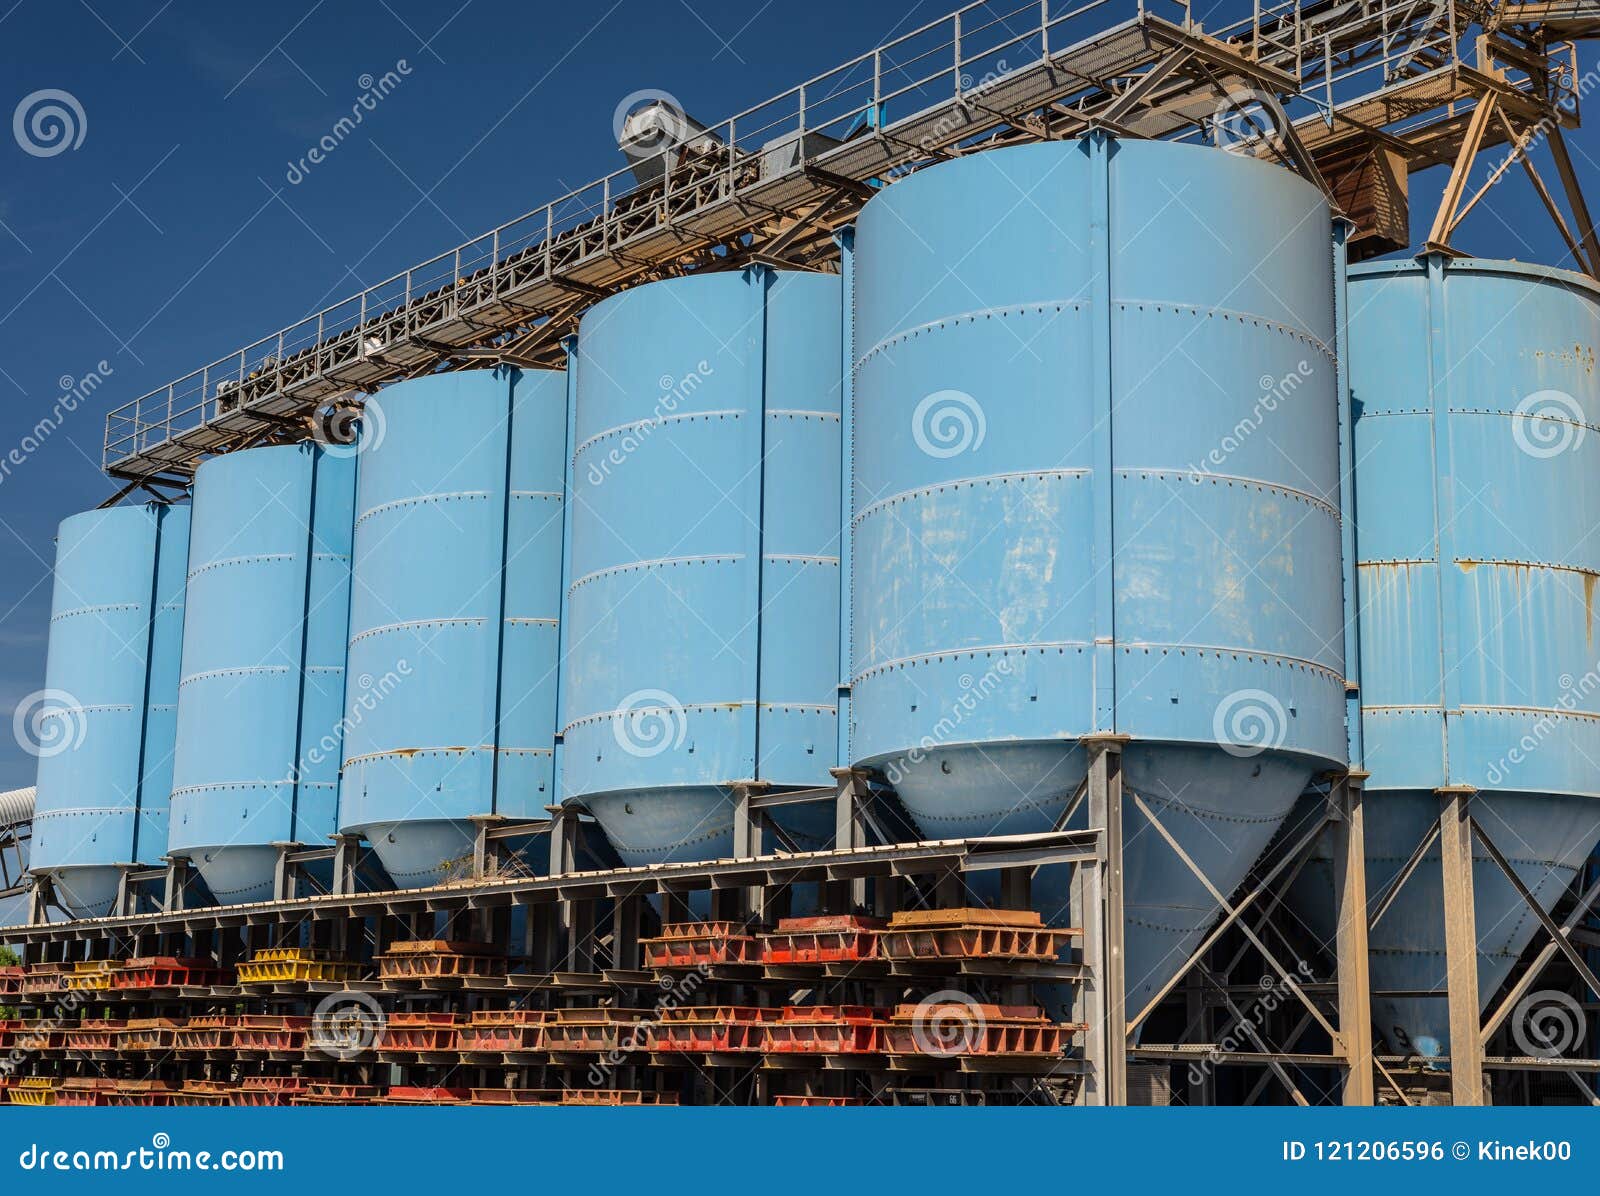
[377,1012,462,1052]
[559,1089,678,1106]
[174,1015,236,1051]
[641,921,761,967]
[877,908,1078,961]
[65,1018,125,1052]
[294,1082,383,1105]
[541,1008,654,1052]
[764,1006,887,1055]
[773,1095,863,1105]
[233,1077,308,1107]
[760,915,886,964]
[653,1005,778,1052]
[113,956,230,989]
[232,1015,310,1051]
[881,1003,1078,1057]
[376,940,507,980]
[381,1085,471,1105]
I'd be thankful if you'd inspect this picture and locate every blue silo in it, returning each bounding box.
[561,269,843,864]
[28,503,189,918]
[849,136,1347,1008]
[1287,257,1600,1058]
[168,444,356,904]
[339,367,566,886]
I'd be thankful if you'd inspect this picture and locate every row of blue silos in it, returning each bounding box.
[21,135,1600,1067]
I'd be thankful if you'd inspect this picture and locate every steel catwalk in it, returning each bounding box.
[339,367,566,886]
[561,269,843,863]
[849,137,1347,1010]
[168,444,355,904]
[1288,257,1600,1059]
[28,504,189,918]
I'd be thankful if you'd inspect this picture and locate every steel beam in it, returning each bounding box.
[1438,788,1484,1106]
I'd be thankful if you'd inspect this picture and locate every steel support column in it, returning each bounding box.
[1438,786,1484,1106]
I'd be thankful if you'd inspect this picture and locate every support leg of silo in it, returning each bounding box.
[613,894,643,970]
[1084,737,1127,1107]
[331,834,361,896]
[1438,787,1484,1106]
[1333,775,1375,1105]
[271,842,298,903]
[25,877,47,928]
[831,769,869,910]
[113,866,135,918]
[730,782,766,920]
[161,855,191,914]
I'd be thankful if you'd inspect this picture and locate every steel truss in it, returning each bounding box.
[100,0,1600,495]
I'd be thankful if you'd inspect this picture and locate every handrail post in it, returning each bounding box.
[954,12,963,95]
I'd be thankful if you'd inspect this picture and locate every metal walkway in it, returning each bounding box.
[101,0,1595,491]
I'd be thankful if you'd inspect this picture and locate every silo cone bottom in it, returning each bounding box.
[39,864,124,920]
[582,785,833,868]
[1287,789,1600,1062]
[189,844,329,906]
[361,818,478,889]
[886,740,1314,1025]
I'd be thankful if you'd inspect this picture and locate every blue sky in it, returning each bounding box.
[0,0,1593,791]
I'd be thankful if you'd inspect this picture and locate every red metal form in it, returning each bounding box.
[65,1018,125,1052]
[172,1080,235,1107]
[106,1080,181,1107]
[773,1095,863,1106]
[381,1086,470,1105]
[20,962,70,998]
[764,1006,887,1055]
[112,956,230,989]
[882,1003,1076,1057]
[119,1018,182,1052]
[541,1008,653,1053]
[641,921,760,968]
[560,1089,678,1106]
[295,1082,383,1105]
[760,915,885,964]
[376,940,507,980]
[0,967,21,998]
[877,908,1078,961]
[174,1015,236,1051]
[10,1022,65,1052]
[377,1012,461,1052]
[653,1005,777,1053]
[468,1088,559,1105]
[233,1077,308,1107]
[232,1015,310,1052]
[55,1078,118,1107]
[458,1009,547,1053]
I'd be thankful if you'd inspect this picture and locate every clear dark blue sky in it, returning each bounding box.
[0,0,1592,790]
